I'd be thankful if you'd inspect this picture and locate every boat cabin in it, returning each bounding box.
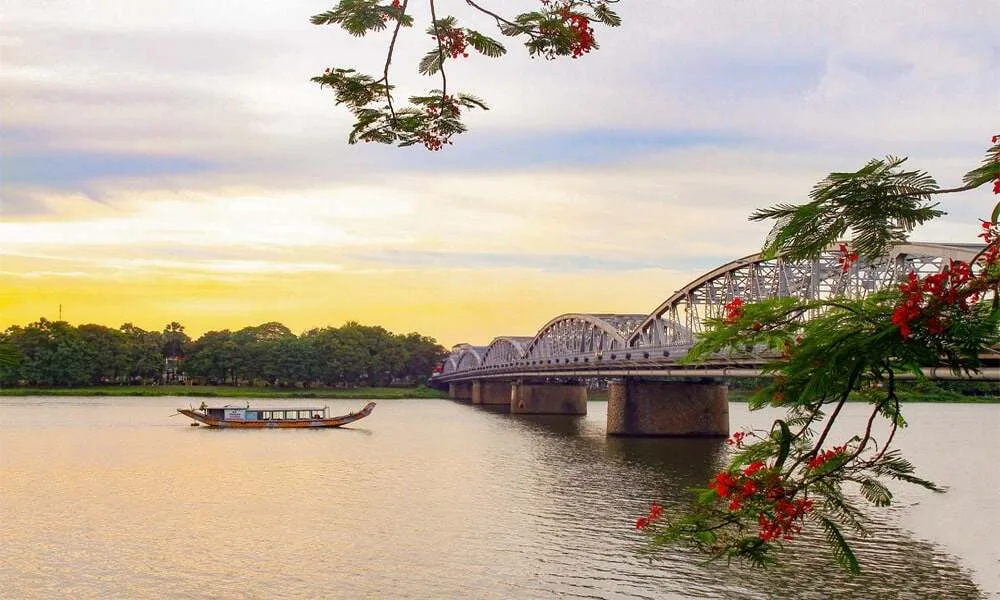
[203,406,329,421]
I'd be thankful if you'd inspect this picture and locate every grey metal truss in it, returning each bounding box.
[522,313,648,360]
[482,336,533,368]
[626,242,984,348]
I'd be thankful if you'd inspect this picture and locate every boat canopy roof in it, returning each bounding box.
[204,405,328,412]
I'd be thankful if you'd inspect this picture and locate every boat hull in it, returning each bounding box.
[177,402,375,429]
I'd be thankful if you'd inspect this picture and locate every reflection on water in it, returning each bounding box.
[0,397,993,599]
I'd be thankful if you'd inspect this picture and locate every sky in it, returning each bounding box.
[1,0,998,347]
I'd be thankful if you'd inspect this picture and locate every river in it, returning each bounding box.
[1,397,997,599]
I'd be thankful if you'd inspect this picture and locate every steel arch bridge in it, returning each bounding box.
[434,242,997,383]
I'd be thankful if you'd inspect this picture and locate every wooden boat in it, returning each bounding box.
[177,402,376,429]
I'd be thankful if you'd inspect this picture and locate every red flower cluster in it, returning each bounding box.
[979,220,1000,265]
[837,243,859,273]
[726,431,747,447]
[706,461,814,541]
[807,445,846,470]
[421,96,462,151]
[559,8,595,58]
[724,297,744,324]
[758,497,814,542]
[708,461,766,511]
[635,502,663,530]
[891,258,979,338]
[433,27,469,59]
[540,0,597,58]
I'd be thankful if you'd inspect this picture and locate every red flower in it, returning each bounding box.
[726,431,746,447]
[724,297,744,324]
[636,502,664,530]
[807,446,846,470]
[743,461,765,477]
[708,471,738,498]
[837,243,859,273]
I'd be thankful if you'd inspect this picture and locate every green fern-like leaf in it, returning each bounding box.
[816,515,861,575]
[592,3,622,26]
[418,49,443,76]
[752,156,944,261]
[961,141,1000,188]
[466,31,506,57]
[858,477,893,507]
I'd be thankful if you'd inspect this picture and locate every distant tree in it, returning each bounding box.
[8,319,90,386]
[397,332,447,382]
[119,323,163,383]
[78,324,128,384]
[0,327,25,386]
[185,330,239,385]
[268,336,317,387]
[161,322,191,359]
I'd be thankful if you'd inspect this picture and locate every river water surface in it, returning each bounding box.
[1,397,997,599]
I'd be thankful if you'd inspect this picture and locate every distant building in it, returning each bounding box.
[163,356,186,383]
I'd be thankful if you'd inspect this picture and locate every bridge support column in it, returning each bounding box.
[472,381,512,406]
[448,382,474,402]
[511,382,587,415]
[607,379,728,437]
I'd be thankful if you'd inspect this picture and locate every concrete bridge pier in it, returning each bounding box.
[472,381,513,406]
[511,381,587,415]
[607,378,728,437]
[448,382,474,402]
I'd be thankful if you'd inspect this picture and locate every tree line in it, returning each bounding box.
[0,319,448,388]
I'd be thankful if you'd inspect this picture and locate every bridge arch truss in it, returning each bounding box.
[523,313,648,361]
[627,242,984,348]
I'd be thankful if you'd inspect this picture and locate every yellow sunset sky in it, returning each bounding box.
[2,1,997,346]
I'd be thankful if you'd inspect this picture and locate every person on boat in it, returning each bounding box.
[199,401,208,412]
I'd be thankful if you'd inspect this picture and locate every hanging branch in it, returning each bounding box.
[311,0,622,149]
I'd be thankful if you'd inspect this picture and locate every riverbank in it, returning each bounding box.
[0,385,448,399]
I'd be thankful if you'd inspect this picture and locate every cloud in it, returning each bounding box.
[1,0,995,343]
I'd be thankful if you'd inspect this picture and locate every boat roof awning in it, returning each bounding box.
[213,406,328,412]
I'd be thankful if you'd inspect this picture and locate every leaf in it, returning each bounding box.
[858,477,893,507]
[592,3,622,26]
[772,419,792,471]
[466,31,507,58]
[418,49,443,76]
[960,141,1000,188]
[694,530,718,545]
[816,515,861,575]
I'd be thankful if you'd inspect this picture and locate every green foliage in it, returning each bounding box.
[2,319,447,390]
[647,145,1000,575]
[752,156,945,261]
[310,0,412,35]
